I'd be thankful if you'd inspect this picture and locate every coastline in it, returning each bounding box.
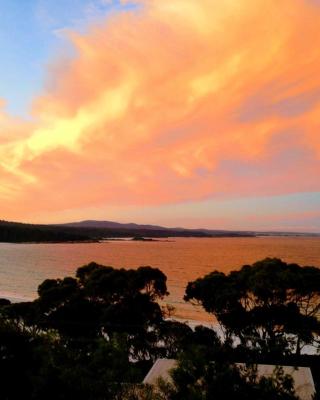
[0,240,100,244]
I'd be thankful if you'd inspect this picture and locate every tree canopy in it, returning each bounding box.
[1,258,319,399]
[185,258,320,355]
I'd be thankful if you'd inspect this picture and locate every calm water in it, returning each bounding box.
[0,237,320,322]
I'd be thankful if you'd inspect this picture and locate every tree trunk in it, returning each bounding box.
[296,336,301,357]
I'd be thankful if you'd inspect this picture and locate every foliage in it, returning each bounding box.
[5,263,172,361]
[0,220,93,243]
[0,313,145,400]
[185,258,320,355]
[1,259,319,398]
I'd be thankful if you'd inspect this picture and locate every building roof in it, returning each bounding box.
[143,359,316,400]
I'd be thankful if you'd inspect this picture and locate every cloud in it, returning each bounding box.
[1,0,320,220]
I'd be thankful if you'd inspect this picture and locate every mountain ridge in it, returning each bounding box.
[57,220,320,237]
[58,219,252,235]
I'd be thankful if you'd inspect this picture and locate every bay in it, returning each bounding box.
[0,237,319,322]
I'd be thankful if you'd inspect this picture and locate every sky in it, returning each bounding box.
[0,0,320,232]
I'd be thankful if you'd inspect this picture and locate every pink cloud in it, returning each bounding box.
[0,0,320,220]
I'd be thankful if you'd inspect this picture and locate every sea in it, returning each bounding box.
[0,237,320,324]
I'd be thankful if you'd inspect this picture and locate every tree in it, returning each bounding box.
[185,258,320,355]
[3,262,171,360]
[0,262,170,399]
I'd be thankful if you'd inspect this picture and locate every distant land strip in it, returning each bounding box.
[0,219,319,244]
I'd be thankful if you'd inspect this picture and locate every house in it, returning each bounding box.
[143,359,316,400]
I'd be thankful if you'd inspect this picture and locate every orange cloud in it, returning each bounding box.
[1,0,320,220]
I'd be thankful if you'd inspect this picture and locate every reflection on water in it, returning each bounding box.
[0,237,320,321]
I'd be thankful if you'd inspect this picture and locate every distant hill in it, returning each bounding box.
[0,219,254,243]
[61,220,171,231]
[1,219,318,244]
[0,220,94,243]
[58,220,255,237]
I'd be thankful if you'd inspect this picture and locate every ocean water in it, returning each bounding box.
[0,237,320,322]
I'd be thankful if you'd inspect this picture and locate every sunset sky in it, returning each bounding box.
[1,0,320,232]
